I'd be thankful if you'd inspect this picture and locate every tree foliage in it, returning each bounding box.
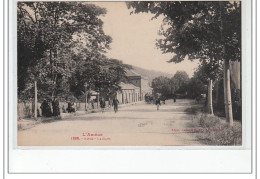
[152,71,190,98]
[127,1,241,63]
[171,71,189,94]
[128,1,240,124]
[187,77,206,99]
[18,2,131,102]
[151,76,172,98]
[70,56,132,100]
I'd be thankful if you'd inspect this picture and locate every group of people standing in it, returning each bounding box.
[40,98,77,117]
[40,97,120,118]
[100,97,120,113]
[40,98,60,117]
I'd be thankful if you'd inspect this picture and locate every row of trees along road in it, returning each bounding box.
[127,1,241,126]
[151,71,190,99]
[18,2,131,118]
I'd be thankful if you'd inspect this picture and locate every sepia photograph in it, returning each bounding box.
[17,1,242,146]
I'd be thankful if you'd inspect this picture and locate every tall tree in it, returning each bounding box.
[152,76,172,98]
[171,71,189,95]
[194,59,222,114]
[187,76,206,99]
[127,1,241,126]
[70,56,132,100]
[17,2,112,100]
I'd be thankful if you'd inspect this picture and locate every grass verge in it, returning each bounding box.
[184,105,205,114]
[189,113,242,145]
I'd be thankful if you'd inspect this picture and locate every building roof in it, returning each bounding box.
[125,69,141,77]
[119,82,140,90]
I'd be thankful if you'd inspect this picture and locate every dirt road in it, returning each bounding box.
[18,99,202,146]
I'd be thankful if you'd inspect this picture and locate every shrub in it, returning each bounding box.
[184,104,205,114]
[192,113,242,145]
[184,107,199,114]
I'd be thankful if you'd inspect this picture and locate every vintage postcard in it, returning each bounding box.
[6,0,256,175]
[16,1,243,147]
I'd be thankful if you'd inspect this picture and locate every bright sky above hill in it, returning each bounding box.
[90,2,200,77]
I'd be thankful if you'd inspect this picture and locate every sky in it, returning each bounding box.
[91,2,200,77]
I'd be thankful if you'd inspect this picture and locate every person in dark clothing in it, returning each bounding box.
[40,99,52,117]
[52,98,60,117]
[91,100,95,109]
[67,102,71,113]
[173,94,176,103]
[155,98,161,110]
[45,103,52,117]
[112,98,119,113]
[100,98,106,113]
[40,100,48,117]
[71,102,76,112]
[67,102,75,113]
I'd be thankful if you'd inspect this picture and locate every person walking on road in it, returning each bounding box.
[112,97,119,113]
[155,98,161,110]
[173,94,176,103]
[100,97,106,113]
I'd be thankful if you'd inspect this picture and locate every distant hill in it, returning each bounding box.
[131,66,173,83]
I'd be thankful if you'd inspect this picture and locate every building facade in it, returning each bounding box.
[115,70,153,104]
[117,82,141,104]
[125,70,152,101]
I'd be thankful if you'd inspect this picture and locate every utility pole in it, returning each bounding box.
[84,82,88,111]
[34,80,38,120]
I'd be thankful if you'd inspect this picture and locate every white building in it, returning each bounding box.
[117,82,141,104]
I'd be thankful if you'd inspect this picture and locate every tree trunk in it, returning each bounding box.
[220,1,233,126]
[215,79,219,102]
[224,59,233,126]
[208,79,214,115]
[50,49,53,78]
[34,80,38,120]
[49,49,54,100]
[50,48,57,100]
